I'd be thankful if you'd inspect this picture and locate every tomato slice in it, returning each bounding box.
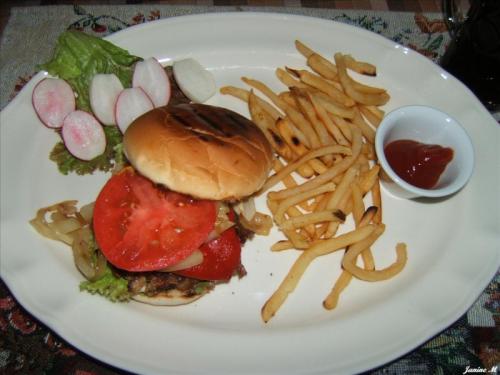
[93,167,217,272]
[175,227,242,281]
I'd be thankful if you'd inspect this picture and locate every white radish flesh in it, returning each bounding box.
[89,73,124,125]
[132,57,171,107]
[172,58,216,103]
[32,78,75,128]
[115,87,154,133]
[62,110,106,161]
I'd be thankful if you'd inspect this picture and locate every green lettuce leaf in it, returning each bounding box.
[49,126,124,175]
[38,30,141,112]
[80,266,131,302]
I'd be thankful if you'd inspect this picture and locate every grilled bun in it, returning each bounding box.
[123,103,274,200]
[132,289,206,306]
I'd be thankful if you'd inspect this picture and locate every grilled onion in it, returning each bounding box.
[159,249,204,272]
[30,200,106,280]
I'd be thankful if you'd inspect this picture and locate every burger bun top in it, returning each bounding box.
[123,103,273,200]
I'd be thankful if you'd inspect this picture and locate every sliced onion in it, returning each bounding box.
[29,201,80,245]
[159,249,204,272]
[239,212,273,236]
[78,202,95,224]
[204,202,235,242]
[205,220,235,243]
[48,217,82,235]
[234,198,257,222]
[30,200,107,282]
[72,225,106,281]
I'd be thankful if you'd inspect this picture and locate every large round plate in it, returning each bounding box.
[1,12,499,375]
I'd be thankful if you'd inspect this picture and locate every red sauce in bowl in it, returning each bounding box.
[384,140,454,189]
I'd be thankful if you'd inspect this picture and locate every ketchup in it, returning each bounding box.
[384,140,454,189]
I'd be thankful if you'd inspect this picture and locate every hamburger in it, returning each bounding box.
[92,103,273,305]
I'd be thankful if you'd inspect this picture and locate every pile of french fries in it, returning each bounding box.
[221,40,407,323]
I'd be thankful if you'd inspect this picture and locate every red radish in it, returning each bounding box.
[32,78,75,128]
[115,87,154,133]
[132,57,171,107]
[89,73,124,125]
[172,58,216,103]
[61,110,106,161]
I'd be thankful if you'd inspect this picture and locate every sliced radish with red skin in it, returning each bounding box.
[32,78,75,128]
[132,57,171,107]
[62,110,106,161]
[172,58,216,103]
[89,74,124,125]
[115,87,154,133]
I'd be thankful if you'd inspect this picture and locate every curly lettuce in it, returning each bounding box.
[80,267,131,302]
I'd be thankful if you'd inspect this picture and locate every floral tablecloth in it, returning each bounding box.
[0,4,498,375]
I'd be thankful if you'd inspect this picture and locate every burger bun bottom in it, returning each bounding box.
[132,288,208,306]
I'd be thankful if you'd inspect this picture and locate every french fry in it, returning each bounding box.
[248,90,294,158]
[261,144,351,193]
[344,54,377,76]
[366,105,385,120]
[351,183,375,270]
[279,91,299,110]
[261,225,377,322]
[326,165,359,211]
[359,104,383,128]
[290,88,335,163]
[323,270,352,310]
[276,68,310,90]
[220,85,283,120]
[351,183,364,226]
[355,153,371,174]
[307,53,339,81]
[273,158,316,233]
[342,226,407,282]
[322,207,378,308]
[352,106,376,144]
[280,209,345,231]
[271,240,295,252]
[371,176,383,224]
[334,53,390,106]
[268,127,362,201]
[276,118,328,174]
[289,68,355,107]
[241,77,288,112]
[308,93,349,146]
[323,166,360,238]
[359,164,381,195]
[275,182,337,225]
[322,203,379,310]
[358,205,378,226]
[312,92,356,119]
[242,77,321,149]
[362,143,376,160]
[294,39,315,58]
[267,196,310,249]
[327,115,351,143]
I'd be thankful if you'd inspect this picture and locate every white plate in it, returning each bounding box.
[1,12,499,375]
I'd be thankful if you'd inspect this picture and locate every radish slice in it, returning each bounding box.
[32,78,75,128]
[132,57,171,107]
[172,58,216,103]
[89,74,124,125]
[61,110,106,161]
[115,87,154,133]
